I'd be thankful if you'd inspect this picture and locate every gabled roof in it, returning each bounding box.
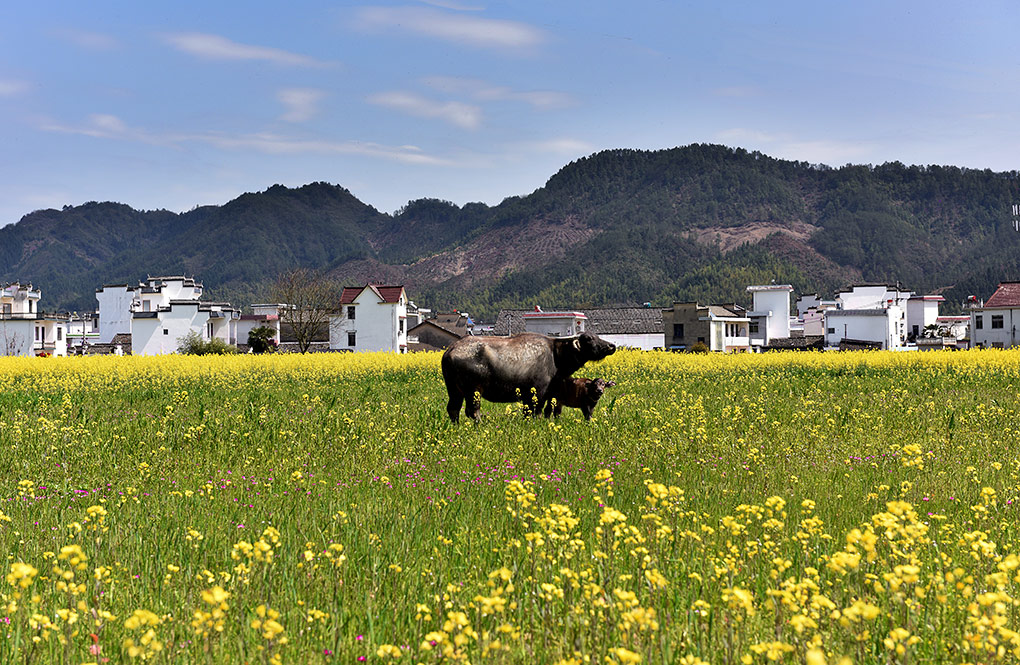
[432,312,472,334]
[341,284,406,305]
[408,319,464,339]
[707,304,746,319]
[983,282,1020,308]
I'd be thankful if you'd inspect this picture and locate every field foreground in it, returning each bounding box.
[2,349,1020,664]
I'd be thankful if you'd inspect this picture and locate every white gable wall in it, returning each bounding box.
[331,290,407,352]
[133,304,204,356]
[96,286,137,344]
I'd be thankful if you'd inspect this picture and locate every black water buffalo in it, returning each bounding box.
[441,332,616,422]
[544,377,616,420]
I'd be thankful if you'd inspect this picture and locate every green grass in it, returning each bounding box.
[1,350,1020,664]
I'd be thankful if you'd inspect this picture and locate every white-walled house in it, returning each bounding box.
[906,295,945,340]
[132,300,239,356]
[747,284,793,348]
[522,308,587,336]
[96,276,239,355]
[970,282,1020,349]
[824,306,906,350]
[331,285,408,352]
[0,282,69,356]
[822,284,917,350]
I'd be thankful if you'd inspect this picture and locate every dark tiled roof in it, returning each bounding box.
[764,335,824,351]
[432,313,471,334]
[984,282,1020,308]
[494,307,663,336]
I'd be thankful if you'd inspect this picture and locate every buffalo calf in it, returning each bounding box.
[544,377,616,420]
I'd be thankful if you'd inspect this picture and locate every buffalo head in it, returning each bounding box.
[573,332,616,361]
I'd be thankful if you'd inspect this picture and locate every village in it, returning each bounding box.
[2,275,1019,357]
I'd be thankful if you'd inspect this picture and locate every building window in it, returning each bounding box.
[976,315,983,330]
[35,327,40,341]
[399,319,405,333]
[29,300,34,313]
[347,306,356,320]
[992,314,1004,329]
[749,320,759,334]
[57,327,62,341]
[911,325,919,338]
[673,323,684,339]
[142,300,151,312]
[163,329,169,335]
[697,336,705,343]
[348,331,356,347]
[827,327,835,334]
[2,303,10,315]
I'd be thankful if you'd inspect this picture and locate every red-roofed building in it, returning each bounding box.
[970,282,1020,348]
[331,284,408,352]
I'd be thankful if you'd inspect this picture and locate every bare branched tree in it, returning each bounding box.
[270,268,341,353]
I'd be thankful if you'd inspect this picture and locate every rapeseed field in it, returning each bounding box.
[2,349,1020,664]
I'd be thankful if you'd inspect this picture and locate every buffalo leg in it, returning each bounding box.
[446,393,463,423]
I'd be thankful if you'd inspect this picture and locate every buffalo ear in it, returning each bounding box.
[606,380,616,387]
[573,338,581,352]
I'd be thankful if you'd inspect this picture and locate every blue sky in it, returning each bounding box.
[1,1,1018,226]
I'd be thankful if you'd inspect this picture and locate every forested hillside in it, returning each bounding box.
[2,144,1018,318]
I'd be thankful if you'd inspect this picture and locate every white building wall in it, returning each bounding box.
[837,286,912,311]
[971,309,1020,349]
[599,332,665,351]
[796,295,821,318]
[802,311,825,337]
[906,299,941,339]
[0,320,34,356]
[748,286,792,346]
[96,286,137,343]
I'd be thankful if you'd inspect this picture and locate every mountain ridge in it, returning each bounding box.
[2,144,1018,319]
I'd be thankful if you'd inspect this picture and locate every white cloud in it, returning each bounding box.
[355,6,545,50]
[40,114,449,165]
[368,91,482,129]
[0,79,29,97]
[423,76,573,109]
[421,0,484,10]
[422,0,485,10]
[278,88,326,123]
[199,133,449,164]
[163,32,333,67]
